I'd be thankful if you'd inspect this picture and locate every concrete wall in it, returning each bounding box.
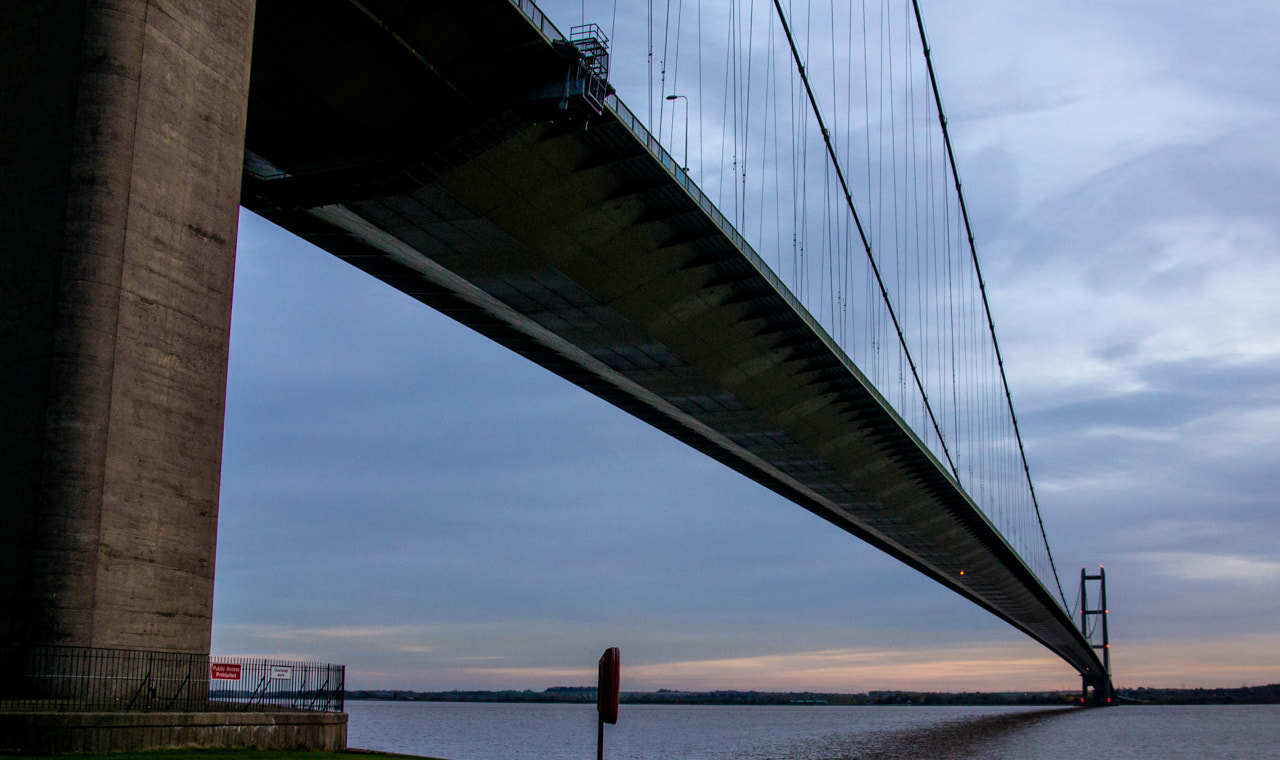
[0,0,255,652]
[0,711,348,754]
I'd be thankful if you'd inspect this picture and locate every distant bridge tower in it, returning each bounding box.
[1080,567,1113,705]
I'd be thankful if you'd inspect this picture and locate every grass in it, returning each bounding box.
[1,747,440,752]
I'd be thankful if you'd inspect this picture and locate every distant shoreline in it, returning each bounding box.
[346,684,1280,706]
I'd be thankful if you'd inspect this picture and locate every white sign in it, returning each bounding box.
[269,666,293,680]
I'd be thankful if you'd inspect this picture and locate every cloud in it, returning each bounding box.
[1112,633,1280,688]
[214,623,440,659]
[1131,553,1280,583]
[618,645,1072,693]
[219,623,434,643]
[340,641,1081,693]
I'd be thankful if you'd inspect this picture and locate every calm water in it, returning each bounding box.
[347,700,1280,760]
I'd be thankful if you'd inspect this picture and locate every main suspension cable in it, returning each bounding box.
[769,0,959,481]
[908,0,1066,610]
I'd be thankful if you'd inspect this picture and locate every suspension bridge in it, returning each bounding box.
[239,0,1112,701]
[2,0,1113,722]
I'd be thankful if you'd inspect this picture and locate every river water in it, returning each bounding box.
[346,700,1279,760]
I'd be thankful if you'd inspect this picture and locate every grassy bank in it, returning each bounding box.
[0,751,442,760]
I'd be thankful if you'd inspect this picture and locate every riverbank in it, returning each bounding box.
[348,682,1280,706]
[0,750,441,760]
[347,687,1082,706]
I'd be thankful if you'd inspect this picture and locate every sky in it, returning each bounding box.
[210,0,1280,693]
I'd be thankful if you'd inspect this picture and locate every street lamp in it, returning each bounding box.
[665,94,689,172]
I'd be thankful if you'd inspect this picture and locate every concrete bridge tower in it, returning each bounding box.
[2,0,255,655]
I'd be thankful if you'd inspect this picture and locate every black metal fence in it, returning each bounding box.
[0,646,343,713]
[208,656,344,713]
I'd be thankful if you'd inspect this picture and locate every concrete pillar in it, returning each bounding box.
[1,0,255,654]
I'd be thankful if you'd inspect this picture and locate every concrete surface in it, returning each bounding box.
[0,711,348,754]
[0,0,255,653]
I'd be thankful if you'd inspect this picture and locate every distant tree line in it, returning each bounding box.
[345,684,1280,706]
[1115,684,1280,704]
[345,687,1082,706]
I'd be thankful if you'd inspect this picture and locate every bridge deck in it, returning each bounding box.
[241,0,1105,681]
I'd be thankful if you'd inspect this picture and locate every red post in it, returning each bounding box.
[597,647,620,760]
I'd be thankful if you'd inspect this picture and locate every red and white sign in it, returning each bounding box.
[210,663,242,680]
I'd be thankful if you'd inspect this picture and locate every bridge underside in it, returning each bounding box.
[242,0,1105,680]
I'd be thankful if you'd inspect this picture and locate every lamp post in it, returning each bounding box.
[665,94,689,172]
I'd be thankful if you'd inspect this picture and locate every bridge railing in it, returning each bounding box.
[604,95,804,338]
[0,646,344,713]
[513,0,563,41]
